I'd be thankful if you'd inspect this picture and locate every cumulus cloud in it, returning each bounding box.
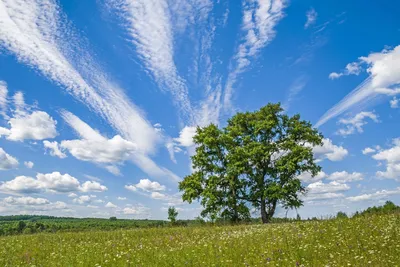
[0,91,57,142]
[298,171,327,183]
[329,62,362,80]
[24,161,34,169]
[123,205,150,216]
[327,171,363,183]
[43,141,67,158]
[304,8,317,29]
[312,138,348,162]
[307,181,350,194]
[317,45,400,127]
[0,147,19,170]
[372,138,400,180]
[135,179,166,192]
[79,181,108,193]
[6,111,57,141]
[117,197,127,200]
[337,111,378,136]
[390,97,399,108]
[125,179,166,193]
[174,126,197,147]
[347,187,400,202]
[362,147,376,155]
[1,196,67,212]
[0,172,107,194]
[4,196,49,205]
[105,202,118,208]
[73,195,93,204]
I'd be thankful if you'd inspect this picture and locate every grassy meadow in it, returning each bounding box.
[1,214,400,266]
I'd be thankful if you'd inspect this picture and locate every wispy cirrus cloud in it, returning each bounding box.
[316,45,400,127]
[0,0,158,152]
[106,0,196,123]
[223,0,286,111]
[0,0,180,180]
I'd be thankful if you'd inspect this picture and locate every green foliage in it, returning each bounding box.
[354,201,400,217]
[168,207,179,224]
[180,103,323,223]
[109,217,117,221]
[1,214,400,266]
[0,215,166,236]
[336,211,348,219]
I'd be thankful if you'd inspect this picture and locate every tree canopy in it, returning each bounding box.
[179,103,323,223]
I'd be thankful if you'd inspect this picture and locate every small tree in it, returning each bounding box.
[168,207,178,224]
[109,217,117,221]
[336,211,348,219]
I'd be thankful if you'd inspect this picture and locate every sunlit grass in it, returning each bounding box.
[1,214,400,266]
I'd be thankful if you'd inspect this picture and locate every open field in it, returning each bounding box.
[1,214,400,266]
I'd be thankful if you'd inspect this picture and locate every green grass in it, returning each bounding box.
[1,214,400,266]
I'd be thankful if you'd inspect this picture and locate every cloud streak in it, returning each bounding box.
[316,45,400,127]
[223,0,286,111]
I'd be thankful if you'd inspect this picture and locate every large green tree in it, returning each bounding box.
[179,103,323,223]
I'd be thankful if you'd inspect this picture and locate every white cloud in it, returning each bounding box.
[312,138,348,162]
[305,192,344,201]
[73,195,93,204]
[104,165,121,176]
[0,172,107,194]
[117,197,127,200]
[328,72,343,80]
[347,187,400,202]
[304,8,317,29]
[317,45,400,127]
[284,75,308,110]
[174,126,197,147]
[79,181,108,193]
[68,193,78,198]
[24,161,34,169]
[390,97,399,108]
[0,81,8,117]
[362,147,376,155]
[0,147,19,170]
[43,141,67,159]
[105,202,117,208]
[337,111,379,136]
[1,196,67,212]
[327,171,363,183]
[123,205,150,216]
[125,185,137,192]
[36,172,81,193]
[125,179,166,194]
[372,138,400,180]
[328,62,362,80]
[6,111,57,141]
[298,171,327,183]
[150,192,167,200]
[0,0,179,182]
[307,181,350,194]
[224,0,286,111]
[0,176,42,194]
[60,111,137,164]
[4,196,49,205]
[135,179,166,192]
[106,0,193,122]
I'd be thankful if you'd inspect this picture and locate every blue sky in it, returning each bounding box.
[0,0,399,220]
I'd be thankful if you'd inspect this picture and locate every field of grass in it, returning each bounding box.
[1,214,400,266]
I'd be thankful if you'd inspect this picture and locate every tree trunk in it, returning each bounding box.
[260,200,268,223]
